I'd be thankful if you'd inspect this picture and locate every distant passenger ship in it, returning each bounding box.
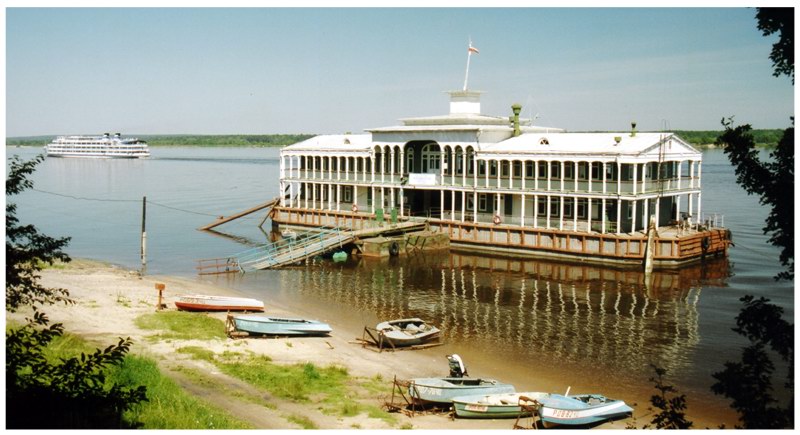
[44,133,150,158]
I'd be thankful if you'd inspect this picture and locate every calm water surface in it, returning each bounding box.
[7,145,793,425]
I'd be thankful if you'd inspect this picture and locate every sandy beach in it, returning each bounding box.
[8,259,723,430]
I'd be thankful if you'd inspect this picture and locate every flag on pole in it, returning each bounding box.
[468,44,480,54]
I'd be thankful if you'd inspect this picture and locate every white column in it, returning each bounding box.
[390,149,395,184]
[587,198,592,232]
[371,154,375,183]
[560,161,565,191]
[461,191,466,222]
[689,161,695,188]
[616,199,621,234]
[697,192,702,224]
[617,161,622,195]
[462,149,467,187]
[336,185,341,211]
[697,162,702,188]
[354,185,358,211]
[496,160,501,190]
[589,163,593,192]
[677,160,682,190]
[521,160,526,190]
[632,200,637,233]
[644,198,649,228]
[440,190,445,219]
[573,197,578,230]
[559,195,565,231]
[473,191,478,223]
[573,161,578,192]
[534,160,539,190]
[601,198,606,234]
[521,194,526,227]
[399,188,404,217]
[533,194,538,228]
[547,162,551,191]
[632,164,638,195]
[641,162,647,193]
[602,162,607,194]
[655,197,660,228]
[546,195,551,229]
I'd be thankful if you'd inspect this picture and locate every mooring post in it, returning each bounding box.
[140,196,147,276]
[155,282,165,311]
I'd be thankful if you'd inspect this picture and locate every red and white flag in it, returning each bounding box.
[468,44,479,54]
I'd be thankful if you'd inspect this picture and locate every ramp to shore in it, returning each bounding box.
[237,222,426,271]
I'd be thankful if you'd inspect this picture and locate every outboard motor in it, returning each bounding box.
[447,354,468,378]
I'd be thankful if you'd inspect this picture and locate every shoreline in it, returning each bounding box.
[7,258,734,429]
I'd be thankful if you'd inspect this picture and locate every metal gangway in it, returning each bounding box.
[236,227,354,271]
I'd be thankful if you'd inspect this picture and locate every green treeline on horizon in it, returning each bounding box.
[5,130,785,148]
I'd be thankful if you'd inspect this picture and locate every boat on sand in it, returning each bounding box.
[452,392,551,418]
[538,393,633,427]
[376,318,440,347]
[175,294,265,312]
[228,314,332,337]
[408,377,515,405]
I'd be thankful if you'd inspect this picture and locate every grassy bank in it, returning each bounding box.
[19,324,251,429]
[137,311,398,428]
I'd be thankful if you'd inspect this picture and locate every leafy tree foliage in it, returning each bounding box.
[641,365,693,429]
[716,120,794,280]
[711,296,793,428]
[6,155,147,428]
[6,155,73,311]
[756,7,794,83]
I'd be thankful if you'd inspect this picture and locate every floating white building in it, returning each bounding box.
[274,89,731,268]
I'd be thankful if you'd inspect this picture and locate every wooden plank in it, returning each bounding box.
[198,197,280,231]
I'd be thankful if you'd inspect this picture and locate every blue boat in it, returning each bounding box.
[408,377,515,405]
[538,393,633,427]
[229,314,332,337]
[452,392,551,418]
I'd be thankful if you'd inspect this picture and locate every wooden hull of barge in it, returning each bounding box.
[269,207,731,269]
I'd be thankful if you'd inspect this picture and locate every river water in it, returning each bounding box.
[7,145,793,426]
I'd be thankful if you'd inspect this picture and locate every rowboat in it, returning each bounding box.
[175,294,264,312]
[452,392,551,418]
[229,314,332,336]
[538,394,633,427]
[408,377,515,405]
[375,318,440,347]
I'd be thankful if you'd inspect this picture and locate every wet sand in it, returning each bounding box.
[7,259,733,429]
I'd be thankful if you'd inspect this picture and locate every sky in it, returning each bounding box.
[4,5,796,137]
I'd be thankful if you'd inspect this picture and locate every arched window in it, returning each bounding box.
[421,143,441,173]
[539,138,550,145]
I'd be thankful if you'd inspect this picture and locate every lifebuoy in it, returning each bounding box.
[352,203,358,213]
[493,214,502,225]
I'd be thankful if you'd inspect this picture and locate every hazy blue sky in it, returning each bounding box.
[5,7,795,136]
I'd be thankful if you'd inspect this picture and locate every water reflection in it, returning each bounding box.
[271,252,728,376]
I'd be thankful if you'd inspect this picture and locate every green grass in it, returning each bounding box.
[211,352,397,425]
[108,356,252,429]
[286,413,318,429]
[135,311,227,341]
[18,330,251,429]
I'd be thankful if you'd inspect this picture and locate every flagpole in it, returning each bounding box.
[463,50,472,91]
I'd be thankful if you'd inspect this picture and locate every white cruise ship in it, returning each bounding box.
[44,133,150,158]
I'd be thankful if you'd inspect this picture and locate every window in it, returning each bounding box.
[550,197,561,217]
[406,149,414,172]
[501,161,510,177]
[421,143,440,173]
[577,198,588,219]
[490,161,497,177]
[591,162,601,180]
[525,161,534,179]
[513,161,522,178]
[478,194,488,212]
[550,162,561,179]
[578,162,588,180]
[537,197,547,216]
[564,199,574,218]
[538,161,548,179]
[367,188,373,206]
[564,162,574,179]
[343,186,352,202]
[478,160,486,176]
